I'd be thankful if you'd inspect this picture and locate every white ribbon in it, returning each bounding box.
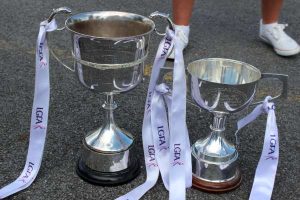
[235,96,279,200]
[0,19,57,199]
[151,83,172,189]
[116,27,192,200]
[169,28,192,200]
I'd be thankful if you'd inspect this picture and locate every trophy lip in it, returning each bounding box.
[187,58,262,86]
[65,10,155,40]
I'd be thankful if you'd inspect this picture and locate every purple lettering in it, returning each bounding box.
[21,162,35,180]
[36,107,43,124]
[174,144,181,161]
[157,126,166,146]
[39,43,43,61]
[161,36,172,57]
[148,145,155,162]
[268,138,276,154]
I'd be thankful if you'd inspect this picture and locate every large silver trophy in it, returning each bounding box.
[49,7,171,185]
[187,58,288,192]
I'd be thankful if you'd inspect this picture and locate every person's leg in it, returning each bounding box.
[173,0,195,25]
[261,0,283,24]
[260,0,299,56]
[168,0,195,59]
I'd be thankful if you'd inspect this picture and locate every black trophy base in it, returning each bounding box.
[76,157,140,186]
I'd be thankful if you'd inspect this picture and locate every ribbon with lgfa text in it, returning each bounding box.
[235,96,279,200]
[116,28,192,200]
[0,19,57,199]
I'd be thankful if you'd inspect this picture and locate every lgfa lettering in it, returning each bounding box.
[38,42,43,61]
[265,133,278,160]
[172,144,184,166]
[36,107,43,124]
[157,126,166,146]
[19,162,34,182]
[268,135,276,155]
[174,144,181,161]
[265,104,277,160]
[161,36,172,57]
[148,145,155,162]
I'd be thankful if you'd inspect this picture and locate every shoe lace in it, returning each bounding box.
[269,23,288,40]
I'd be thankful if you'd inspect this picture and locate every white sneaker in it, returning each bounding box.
[259,20,300,56]
[167,25,189,59]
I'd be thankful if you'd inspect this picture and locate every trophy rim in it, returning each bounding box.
[65,11,155,40]
[187,58,262,86]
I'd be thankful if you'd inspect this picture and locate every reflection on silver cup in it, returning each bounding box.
[49,8,158,185]
[187,58,288,192]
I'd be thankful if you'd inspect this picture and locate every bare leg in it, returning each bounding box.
[173,0,195,25]
[261,0,283,24]
[168,0,195,59]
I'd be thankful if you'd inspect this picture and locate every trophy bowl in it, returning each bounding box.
[65,11,154,94]
[49,8,172,186]
[187,58,288,192]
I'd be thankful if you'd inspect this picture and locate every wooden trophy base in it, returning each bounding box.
[192,170,242,193]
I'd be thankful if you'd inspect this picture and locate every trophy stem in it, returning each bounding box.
[102,93,117,125]
[76,92,140,186]
[210,112,227,132]
[191,111,241,192]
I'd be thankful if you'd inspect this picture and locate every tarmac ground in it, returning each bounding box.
[0,0,299,199]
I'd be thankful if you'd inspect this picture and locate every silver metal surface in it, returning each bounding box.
[191,114,239,182]
[64,11,155,93]
[49,9,160,174]
[149,11,174,35]
[187,58,287,184]
[82,140,134,172]
[251,73,288,105]
[81,93,136,173]
[65,11,155,39]
[85,95,134,153]
[188,58,260,114]
[47,7,72,23]
[192,140,239,182]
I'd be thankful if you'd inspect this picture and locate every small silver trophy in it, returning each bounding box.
[187,58,288,192]
[48,8,172,185]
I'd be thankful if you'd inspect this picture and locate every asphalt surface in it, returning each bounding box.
[0,0,299,199]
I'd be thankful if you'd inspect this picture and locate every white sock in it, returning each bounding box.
[261,20,278,29]
[174,24,190,38]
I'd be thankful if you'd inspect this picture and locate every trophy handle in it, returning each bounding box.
[251,73,288,105]
[49,48,76,72]
[47,7,72,30]
[149,11,175,36]
[47,7,75,72]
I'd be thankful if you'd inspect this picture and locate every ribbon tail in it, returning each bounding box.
[169,31,191,200]
[151,90,171,190]
[185,124,192,188]
[115,171,159,200]
[0,20,57,199]
[249,109,279,200]
[0,162,39,199]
